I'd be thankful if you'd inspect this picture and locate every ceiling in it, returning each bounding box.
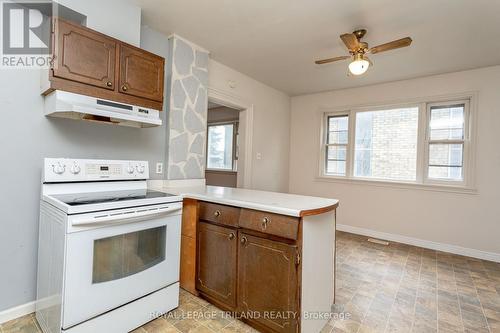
[137,0,500,96]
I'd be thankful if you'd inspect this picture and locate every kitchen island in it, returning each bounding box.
[152,185,339,333]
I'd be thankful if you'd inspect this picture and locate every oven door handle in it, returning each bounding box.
[72,206,182,226]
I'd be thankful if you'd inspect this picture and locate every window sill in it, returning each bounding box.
[205,169,237,174]
[314,175,477,194]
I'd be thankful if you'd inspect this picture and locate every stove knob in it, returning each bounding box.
[136,165,145,174]
[53,162,65,175]
[70,163,81,174]
[126,165,135,174]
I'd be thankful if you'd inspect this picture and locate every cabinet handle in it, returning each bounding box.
[228,232,235,240]
[240,236,247,245]
[214,210,221,217]
[261,216,270,230]
[121,85,128,91]
[106,81,112,87]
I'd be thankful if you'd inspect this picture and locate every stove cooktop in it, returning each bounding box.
[52,190,176,206]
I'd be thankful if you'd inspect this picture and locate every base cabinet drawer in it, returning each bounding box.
[239,209,299,240]
[238,233,299,333]
[196,222,237,309]
[199,202,240,227]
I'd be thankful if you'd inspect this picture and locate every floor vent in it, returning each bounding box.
[367,238,390,246]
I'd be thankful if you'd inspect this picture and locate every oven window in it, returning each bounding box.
[92,226,166,283]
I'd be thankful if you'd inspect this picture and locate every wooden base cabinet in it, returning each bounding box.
[196,222,238,309]
[191,201,337,333]
[238,233,299,333]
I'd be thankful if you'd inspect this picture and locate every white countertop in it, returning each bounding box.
[154,185,338,217]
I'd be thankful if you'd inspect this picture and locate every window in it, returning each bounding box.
[426,102,467,181]
[354,107,419,181]
[325,115,348,175]
[321,97,473,188]
[206,123,237,170]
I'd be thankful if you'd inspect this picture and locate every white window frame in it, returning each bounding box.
[323,113,351,177]
[317,94,476,193]
[206,121,238,172]
[423,100,470,187]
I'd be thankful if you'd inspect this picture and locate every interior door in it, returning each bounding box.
[62,211,181,329]
[118,44,165,102]
[238,233,299,333]
[196,222,237,309]
[53,19,116,90]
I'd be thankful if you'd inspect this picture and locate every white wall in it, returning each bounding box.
[289,66,500,258]
[208,60,291,192]
[55,0,141,46]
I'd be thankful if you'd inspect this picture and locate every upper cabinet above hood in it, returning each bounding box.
[41,18,165,127]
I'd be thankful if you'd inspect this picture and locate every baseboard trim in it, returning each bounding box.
[0,300,35,324]
[337,224,500,263]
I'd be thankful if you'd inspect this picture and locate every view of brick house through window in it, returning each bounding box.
[323,99,470,186]
[354,107,418,181]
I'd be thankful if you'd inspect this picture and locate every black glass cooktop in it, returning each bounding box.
[53,190,176,206]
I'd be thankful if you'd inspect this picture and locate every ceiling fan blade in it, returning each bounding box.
[315,55,350,65]
[340,33,360,51]
[365,55,373,67]
[369,37,412,54]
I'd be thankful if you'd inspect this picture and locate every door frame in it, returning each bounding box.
[207,87,253,188]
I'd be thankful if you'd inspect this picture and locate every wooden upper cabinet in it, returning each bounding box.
[119,45,165,102]
[46,19,165,111]
[196,222,238,310]
[238,233,299,333]
[53,19,116,90]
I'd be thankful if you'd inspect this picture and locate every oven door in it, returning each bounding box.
[62,202,181,329]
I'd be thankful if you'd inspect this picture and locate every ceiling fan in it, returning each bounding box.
[315,29,412,76]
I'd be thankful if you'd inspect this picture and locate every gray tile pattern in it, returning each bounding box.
[322,232,500,333]
[2,232,499,332]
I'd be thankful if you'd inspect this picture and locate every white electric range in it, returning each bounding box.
[36,158,182,333]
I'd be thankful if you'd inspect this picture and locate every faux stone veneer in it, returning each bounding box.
[167,36,209,180]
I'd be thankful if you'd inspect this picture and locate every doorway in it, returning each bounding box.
[205,102,241,187]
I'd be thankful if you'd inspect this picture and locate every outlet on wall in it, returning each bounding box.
[156,162,163,174]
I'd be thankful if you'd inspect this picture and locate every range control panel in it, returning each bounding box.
[43,158,149,183]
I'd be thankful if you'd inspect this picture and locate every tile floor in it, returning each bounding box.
[1,231,499,333]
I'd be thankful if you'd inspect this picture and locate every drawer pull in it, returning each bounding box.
[106,81,112,87]
[214,210,221,217]
[240,236,248,245]
[228,232,235,240]
[261,216,270,230]
[121,85,128,91]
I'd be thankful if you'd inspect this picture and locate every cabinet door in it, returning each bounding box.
[53,19,116,90]
[238,233,299,333]
[119,45,165,102]
[238,233,299,332]
[196,222,237,309]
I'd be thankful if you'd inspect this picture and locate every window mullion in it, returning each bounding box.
[416,102,427,184]
[346,110,355,178]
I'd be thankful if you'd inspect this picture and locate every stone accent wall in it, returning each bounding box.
[167,36,209,179]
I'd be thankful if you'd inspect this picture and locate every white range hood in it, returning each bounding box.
[44,90,162,128]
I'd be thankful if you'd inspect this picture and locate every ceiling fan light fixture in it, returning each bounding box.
[348,54,370,75]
